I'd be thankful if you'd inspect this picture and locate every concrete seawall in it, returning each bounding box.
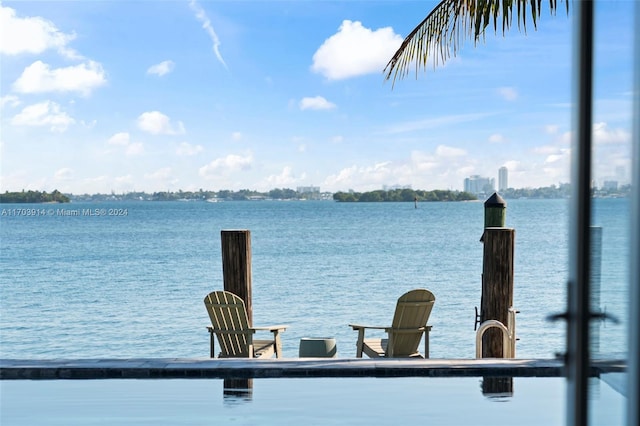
[0,358,626,380]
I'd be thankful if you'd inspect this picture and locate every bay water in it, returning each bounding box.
[0,198,629,359]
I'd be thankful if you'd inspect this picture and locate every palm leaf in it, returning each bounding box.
[384,0,568,86]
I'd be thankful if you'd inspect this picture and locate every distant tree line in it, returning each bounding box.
[499,183,631,199]
[333,189,477,202]
[499,184,572,199]
[70,188,311,202]
[0,190,70,203]
[4,184,629,204]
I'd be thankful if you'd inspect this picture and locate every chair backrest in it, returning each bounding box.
[388,289,436,357]
[204,291,251,357]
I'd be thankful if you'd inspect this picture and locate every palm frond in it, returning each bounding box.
[384,0,568,86]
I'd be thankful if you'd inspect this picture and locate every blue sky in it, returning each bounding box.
[0,1,635,194]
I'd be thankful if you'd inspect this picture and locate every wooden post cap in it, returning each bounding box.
[484,192,506,208]
[482,193,507,240]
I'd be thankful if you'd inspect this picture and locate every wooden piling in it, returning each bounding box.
[481,227,515,358]
[221,230,252,325]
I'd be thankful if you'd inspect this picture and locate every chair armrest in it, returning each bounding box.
[252,325,289,332]
[350,324,392,357]
[349,324,389,331]
[252,325,287,359]
[391,327,429,334]
[212,330,256,335]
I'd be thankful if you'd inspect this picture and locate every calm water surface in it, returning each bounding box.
[0,198,629,359]
[0,377,626,426]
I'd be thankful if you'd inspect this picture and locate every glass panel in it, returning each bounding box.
[588,1,635,423]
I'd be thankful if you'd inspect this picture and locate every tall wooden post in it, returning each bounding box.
[481,227,515,358]
[221,230,252,326]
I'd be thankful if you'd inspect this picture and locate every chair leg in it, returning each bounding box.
[273,331,283,359]
[424,327,431,359]
[209,328,215,358]
[355,328,365,357]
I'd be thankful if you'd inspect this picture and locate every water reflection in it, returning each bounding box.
[481,377,514,401]
[223,378,253,405]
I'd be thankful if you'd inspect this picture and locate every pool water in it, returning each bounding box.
[0,377,625,425]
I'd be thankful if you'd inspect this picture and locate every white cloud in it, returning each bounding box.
[54,168,73,180]
[410,151,438,171]
[549,123,629,147]
[84,175,108,187]
[176,142,203,156]
[542,165,566,180]
[189,0,227,69]
[321,141,485,192]
[457,165,476,177]
[0,95,20,108]
[502,160,521,171]
[299,96,336,111]
[142,168,179,190]
[385,112,493,134]
[593,122,630,145]
[137,111,185,135]
[199,153,253,178]
[231,132,242,141]
[12,61,106,96]
[144,167,173,180]
[11,101,75,132]
[544,124,559,134]
[330,135,343,144]
[114,175,134,186]
[80,119,97,129]
[311,20,402,80]
[324,162,395,190]
[534,145,561,155]
[107,132,130,146]
[147,60,175,76]
[0,5,79,58]
[498,87,518,101]
[435,145,466,157]
[106,131,142,156]
[544,149,570,164]
[266,166,304,186]
[488,133,505,143]
[545,154,563,164]
[125,142,144,156]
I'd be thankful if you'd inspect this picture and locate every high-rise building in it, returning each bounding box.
[297,186,321,200]
[463,175,495,196]
[499,167,508,191]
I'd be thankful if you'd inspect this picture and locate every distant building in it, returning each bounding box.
[297,186,321,200]
[499,167,509,191]
[383,184,412,191]
[464,175,495,197]
[603,180,618,191]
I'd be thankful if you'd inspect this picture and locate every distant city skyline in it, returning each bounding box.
[0,2,635,194]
